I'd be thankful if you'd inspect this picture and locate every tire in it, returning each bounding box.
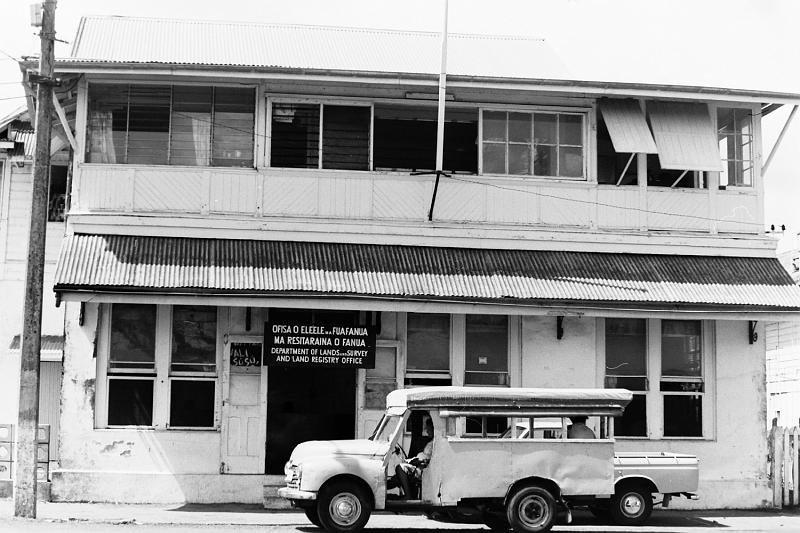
[316,481,372,533]
[304,506,323,528]
[506,486,557,533]
[610,485,653,526]
[483,510,511,531]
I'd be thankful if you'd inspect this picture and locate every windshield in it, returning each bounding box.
[370,414,403,442]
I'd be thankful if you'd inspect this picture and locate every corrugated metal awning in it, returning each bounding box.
[599,99,657,154]
[53,234,800,312]
[9,335,65,352]
[648,101,723,171]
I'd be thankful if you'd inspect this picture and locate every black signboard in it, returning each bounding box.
[230,342,262,367]
[264,321,376,368]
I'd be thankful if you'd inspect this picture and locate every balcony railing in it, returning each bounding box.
[73,164,760,234]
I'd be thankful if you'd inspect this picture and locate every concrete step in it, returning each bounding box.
[263,475,292,510]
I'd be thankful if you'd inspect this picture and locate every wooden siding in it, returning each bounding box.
[74,165,761,234]
[39,361,62,462]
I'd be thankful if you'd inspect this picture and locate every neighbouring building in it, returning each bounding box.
[0,106,70,492]
[767,247,800,427]
[19,16,800,507]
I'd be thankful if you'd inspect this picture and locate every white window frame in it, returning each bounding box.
[478,105,589,180]
[266,97,374,171]
[599,317,715,440]
[712,102,759,190]
[96,303,223,430]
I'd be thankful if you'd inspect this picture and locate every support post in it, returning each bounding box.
[14,0,56,519]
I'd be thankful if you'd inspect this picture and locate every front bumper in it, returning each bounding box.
[278,487,317,501]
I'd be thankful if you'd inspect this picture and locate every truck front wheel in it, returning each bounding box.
[317,481,372,533]
[304,505,323,528]
[610,485,652,526]
[506,485,556,533]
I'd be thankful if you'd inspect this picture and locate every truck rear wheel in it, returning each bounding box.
[610,485,652,526]
[317,481,372,533]
[506,485,556,533]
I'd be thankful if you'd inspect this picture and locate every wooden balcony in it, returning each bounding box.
[73,164,760,235]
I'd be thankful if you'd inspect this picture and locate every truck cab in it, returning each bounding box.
[278,387,699,533]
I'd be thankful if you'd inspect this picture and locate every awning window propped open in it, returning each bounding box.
[598,99,657,154]
[648,101,723,171]
[53,234,800,314]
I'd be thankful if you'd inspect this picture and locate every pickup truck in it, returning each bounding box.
[278,387,699,533]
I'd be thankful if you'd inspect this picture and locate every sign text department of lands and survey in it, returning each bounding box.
[264,322,376,368]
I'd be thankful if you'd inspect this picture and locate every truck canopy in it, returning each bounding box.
[386,386,632,417]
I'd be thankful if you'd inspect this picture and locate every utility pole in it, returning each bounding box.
[15,0,56,518]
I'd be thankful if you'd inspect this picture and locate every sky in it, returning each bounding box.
[0,0,798,251]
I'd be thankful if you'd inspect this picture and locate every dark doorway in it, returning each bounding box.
[265,309,358,474]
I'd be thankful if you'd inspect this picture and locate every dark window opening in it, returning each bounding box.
[108,379,154,426]
[109,304,157,371]
[322,105,370,170]
[646,154,700,188]
[169,380,215,427]
[48,166,68,222]
[373,106,477,173]
[270,103,320,168]
[465,314,508,386]
[615,394,647,437]
[596,116,637,185]
[664,394,702,437]
[171,306,217,373]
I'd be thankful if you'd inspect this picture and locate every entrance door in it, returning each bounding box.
[221,336,266,473]
[266,365,356,474]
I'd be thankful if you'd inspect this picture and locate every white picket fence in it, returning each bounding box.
[769,421,800,508]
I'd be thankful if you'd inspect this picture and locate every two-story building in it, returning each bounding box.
[30,16,800,507]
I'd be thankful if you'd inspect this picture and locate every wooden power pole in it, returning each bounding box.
[15,0,56,518]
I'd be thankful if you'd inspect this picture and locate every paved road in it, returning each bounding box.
[2,504,800,532]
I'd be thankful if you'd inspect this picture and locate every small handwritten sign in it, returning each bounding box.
[230,342,262,367]
[264,322,376,368]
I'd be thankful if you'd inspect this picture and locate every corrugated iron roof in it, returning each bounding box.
[648,101,723,172]
[9,335,64,352]
[53,234,800,310]
[66,16,570,80]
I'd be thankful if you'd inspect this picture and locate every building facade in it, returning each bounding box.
[31,16,800,507]
[0,109,69,490]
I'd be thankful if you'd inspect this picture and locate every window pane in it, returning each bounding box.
[508,144,531,175]
[664,395,702,437]
[533,145,557,176]
[661,320,702,377]
[508,113,531,143]
[86,84,129,163]
[482,143,506,174]
[367,346,396,379]
[465,315,508,386]
[559,114,583,146]
[108,379,153,426]
[616,394,646,437]
[533,114,557,144]
[127,86,170,165]
[407,313,449,372]
[169,380,215,427]
[483,111,506,142]
[212,87,255,167]
[170,86,212,166]
[559,146,583,177]
[322,105,370,170]
[171,306,217,373]
[271,103,320,168]
[606,319,646,375]
[110,304,156,370]
[443,109,478,173]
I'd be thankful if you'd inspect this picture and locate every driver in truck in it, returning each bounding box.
[394,417,434,499]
